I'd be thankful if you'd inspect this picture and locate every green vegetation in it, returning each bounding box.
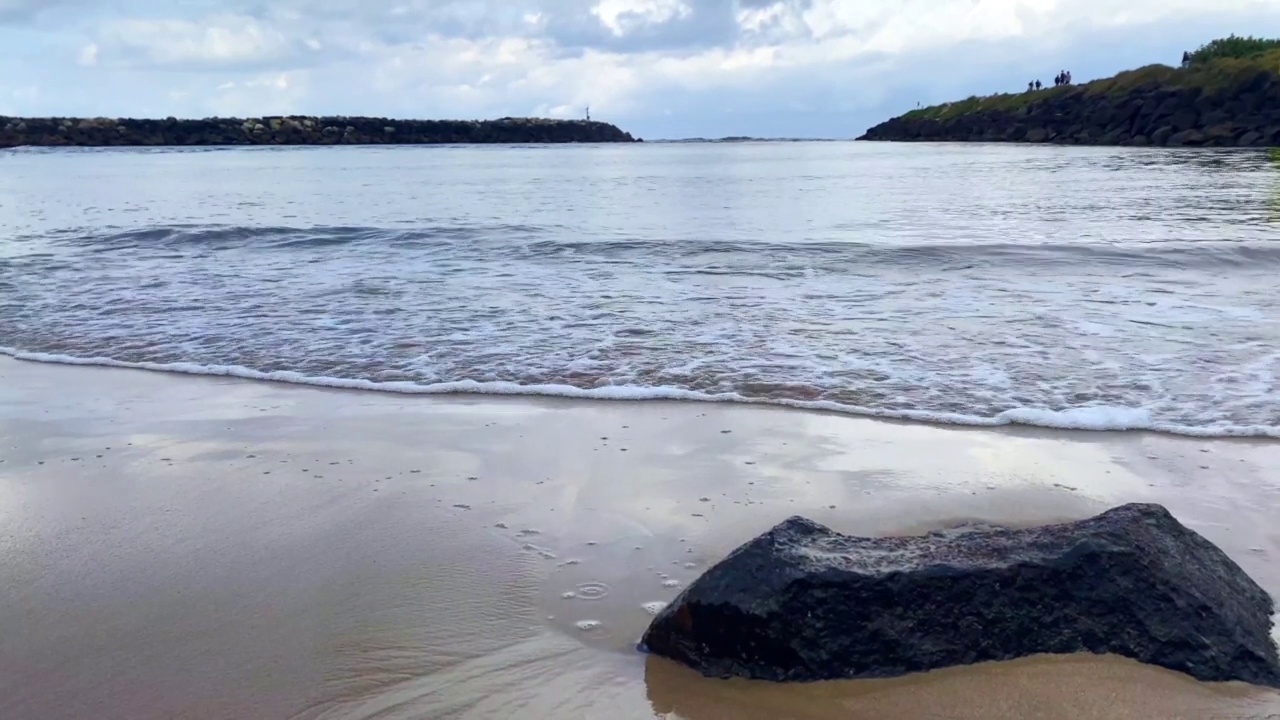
[901,38,1280,123]
[1188,35,1280,64]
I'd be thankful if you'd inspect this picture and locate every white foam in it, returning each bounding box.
[4,347,1278,438]
[994,406,1154,432]
[1272,612,1280,656]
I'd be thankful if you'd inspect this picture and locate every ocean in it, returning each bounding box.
[2,141,1278,437]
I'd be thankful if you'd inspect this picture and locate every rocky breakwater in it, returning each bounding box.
[641,503,1280,687]
[859,58,1280,147]
[0,116,638,147]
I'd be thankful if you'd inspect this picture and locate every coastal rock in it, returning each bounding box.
[1167,128,1208,146]
[641,503,1280,687]
[0,115,638,147]
[857,61,1280,147]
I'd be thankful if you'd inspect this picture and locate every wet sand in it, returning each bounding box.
[1,356,1278,720]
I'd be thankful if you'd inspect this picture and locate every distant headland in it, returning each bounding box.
[859,35,1280,147]
[0,116,639,148]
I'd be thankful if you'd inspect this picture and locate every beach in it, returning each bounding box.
[2,355,1278,720]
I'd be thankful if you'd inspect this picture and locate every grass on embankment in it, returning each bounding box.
[902,38,1280,123]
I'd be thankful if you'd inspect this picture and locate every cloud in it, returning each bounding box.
[91,14,314,70]
[0,0,59,23]
[207,71,308,116]
[77,42,98,67]
[1,0,1278,136]
[591,0,693,36]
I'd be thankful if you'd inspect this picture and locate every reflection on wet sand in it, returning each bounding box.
[2,358,1279,720]
[645,652,1280,720]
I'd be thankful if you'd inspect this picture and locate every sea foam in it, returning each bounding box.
[4,347,1276,438]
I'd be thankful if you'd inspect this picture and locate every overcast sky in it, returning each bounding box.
[2,0,1279,138]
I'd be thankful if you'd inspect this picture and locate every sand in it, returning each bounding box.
[0,355,1278,720]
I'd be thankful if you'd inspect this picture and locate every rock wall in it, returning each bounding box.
[0,116,638,147]
[858,69,1280,146]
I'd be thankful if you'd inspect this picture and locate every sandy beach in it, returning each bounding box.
[1,355,1278,720]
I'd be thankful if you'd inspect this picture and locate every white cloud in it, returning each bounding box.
[591,0,693,36]
[94,14,298,68]
[77,42,98,67]
[208,71,306,116]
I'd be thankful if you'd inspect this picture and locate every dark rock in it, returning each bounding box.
[1204,123,1240,145]
[858,66,1280,146]
[1202,109,1234,127]
[1167,128,1207,146]
[0,115,638,147]
[1168,108,1200,132]
[641,503,1280,687]
[1239,130,1265,146]
[1244,70,1274,94]
[1099,128,1126,145]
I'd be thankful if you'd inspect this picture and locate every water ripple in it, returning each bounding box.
[2,143,1278,436]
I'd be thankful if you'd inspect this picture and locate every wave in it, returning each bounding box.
[4,346,1276,439]
[15,223,554,252]
[14,224,1280,270]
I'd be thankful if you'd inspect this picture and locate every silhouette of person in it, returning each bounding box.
[1035,79,1042,91]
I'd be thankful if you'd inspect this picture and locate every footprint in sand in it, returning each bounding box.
[521,542,557,560]
[642,601,668,616]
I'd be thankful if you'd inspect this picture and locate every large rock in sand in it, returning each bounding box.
[641,503,1280,687]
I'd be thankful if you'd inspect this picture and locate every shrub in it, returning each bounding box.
[1188,35,1280,64]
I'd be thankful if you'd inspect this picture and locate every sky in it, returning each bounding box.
[2,0,1279,139]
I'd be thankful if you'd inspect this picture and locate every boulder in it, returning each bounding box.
[1167,128,1207,146]
[641,503,1280,687]
[1203,123,1241,146]
[1239,131,1265,147]
[1168,108,1200,132]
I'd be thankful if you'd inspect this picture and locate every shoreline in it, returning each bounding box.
[3,348,1275,440]
[1,356,1278,719]
[858,54,1280,147]
[0,115,639,147]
